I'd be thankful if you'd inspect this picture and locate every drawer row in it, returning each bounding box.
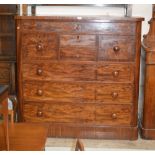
[21,33,135,61]
[22,62,134,82]
[23,102,132,126]
[21,21,136,35]
[23,82,134,104]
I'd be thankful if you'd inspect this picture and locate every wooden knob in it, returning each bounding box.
[113,46,120,52]
[37,68,43,75]
[111,92,118,99]
[37,89,43,96]
[111,113,117,119]
[36,43,43,51]
[112,71,119,77]
[37,111,43,117]
[17,26,20,30]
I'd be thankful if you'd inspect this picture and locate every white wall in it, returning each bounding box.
[27,4,152,36]
[132,4,152,36]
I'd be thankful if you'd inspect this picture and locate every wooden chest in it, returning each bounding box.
[16,16,143,139]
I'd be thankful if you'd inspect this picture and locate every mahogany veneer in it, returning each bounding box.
[141,4,155,139]
[16,15,143,139]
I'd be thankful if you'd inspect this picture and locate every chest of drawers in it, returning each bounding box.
[16,16,143,139]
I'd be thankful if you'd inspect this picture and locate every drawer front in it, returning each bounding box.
[60,35,97,61]
[22,62,96,81]
[97,63,134,82]
[21,32,58,60]
[22,21,135,35]
[0,63,10,83]
[23,102,95,123]
[23,82,95,102]
[96,84,133,104]
[99,36,135,61]
[96,105,131,126]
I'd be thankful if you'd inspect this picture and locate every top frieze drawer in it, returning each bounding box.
[21,20,136,35]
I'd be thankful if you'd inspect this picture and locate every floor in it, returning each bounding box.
[45,136,155,151]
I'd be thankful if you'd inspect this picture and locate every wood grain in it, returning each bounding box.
[99,35,135,61]
[23,82,95,102]
[97,63,134,82]
[96,83,133,104]
[95,104,131,126]
[23,62,96,81]
[0,63,10,83]
[60,35,97,61]
[16,16,143,139]
[21,32,58,60]
[21,21,136,35]
[23,102,95,124]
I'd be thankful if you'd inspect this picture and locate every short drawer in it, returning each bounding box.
[23,82,95,102]
[22,62,96,81]
[99,36,135,61]
[97,63,134,82]
[95,104,131,126]
[23,102,95,123]
[21,32,58,60]
[22,21,136,35]
[96,83,133,104]
[60,35,97,61]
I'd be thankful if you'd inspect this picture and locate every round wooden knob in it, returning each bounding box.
[37,89,43,96]
[37,68,43,75]
[112,71,119,77]
[113,46,120,52]
[17,26,20,30]
[111,92,118,99]
[111,113,117,119]
[37,111,43,117]
[36,43,43,51]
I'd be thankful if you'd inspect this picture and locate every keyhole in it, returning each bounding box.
[77,35,80,42]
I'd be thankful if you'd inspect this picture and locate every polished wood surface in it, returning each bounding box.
[0,5,17,95]
[16,15,143,139]
[0,85,48,151]
[0,123,48,151]
[141,4,155,139]
[0,85,9,150]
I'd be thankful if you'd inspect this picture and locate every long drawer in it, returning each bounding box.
[23,102,131,126]
[23,82,133,104]
[22,62,134,82]
[21,21,136,35]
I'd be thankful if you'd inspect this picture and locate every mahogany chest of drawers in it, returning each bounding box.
[16,16,143,139]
